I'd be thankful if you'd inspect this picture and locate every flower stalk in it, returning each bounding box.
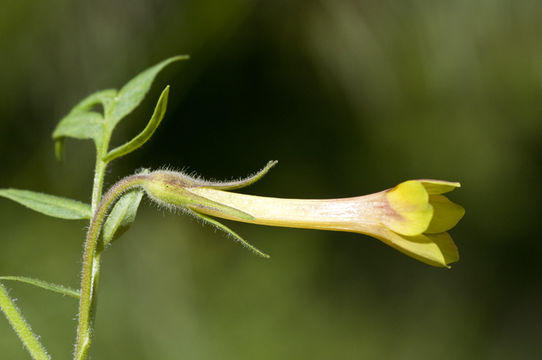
[75,174,147,360]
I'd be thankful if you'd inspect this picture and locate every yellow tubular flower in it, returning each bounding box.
[142,162,465,268]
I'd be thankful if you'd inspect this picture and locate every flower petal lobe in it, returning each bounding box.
[426,195,465,234]
[384,180,433,236]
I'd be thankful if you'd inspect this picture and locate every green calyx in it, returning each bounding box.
[138,161,278,258]
[143,171,255,221]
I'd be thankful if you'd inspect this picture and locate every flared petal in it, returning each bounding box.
[374,229,459,268]
[419,179,461,194]
[383,180,433,236]
[426,195,466,234]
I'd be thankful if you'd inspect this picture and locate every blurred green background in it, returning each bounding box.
[1,0,541,359]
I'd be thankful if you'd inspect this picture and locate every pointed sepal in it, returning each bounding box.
[191,210,270,258]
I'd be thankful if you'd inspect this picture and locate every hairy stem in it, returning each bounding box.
[0,283,50,360]
[74,129,111,359]
[91,159,107,214]
[74,174,147,360]
[87,155,107,332]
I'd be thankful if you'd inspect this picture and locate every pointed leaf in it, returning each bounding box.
[52,89,116,159]
[0,277,79,299]
[0,189,91,220]
[102,189,144,247]
[103,86,169,162]
[191,210,270,258]
[109,55,188,127]
[0,284,51,360]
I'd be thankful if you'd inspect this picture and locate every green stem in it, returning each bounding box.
[73,133,110,360]
[91,158,107,214]
[88,155,107,328]
[0,283,50,360]
[74,174,147,360]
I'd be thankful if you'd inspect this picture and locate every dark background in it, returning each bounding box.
[1,1,541,359]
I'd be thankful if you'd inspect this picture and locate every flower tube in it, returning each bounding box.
[142,161,464,268]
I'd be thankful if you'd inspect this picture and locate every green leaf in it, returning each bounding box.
[109,55,188,127]
[52,89,116,159]
[0,284,51,360]
[102,189,144,247]
[103,86,169,162]
[52,112,105,155]
[72,89,117,113]
[0,189,92,220]
[0,276,80,299]
[191,210,270,258]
